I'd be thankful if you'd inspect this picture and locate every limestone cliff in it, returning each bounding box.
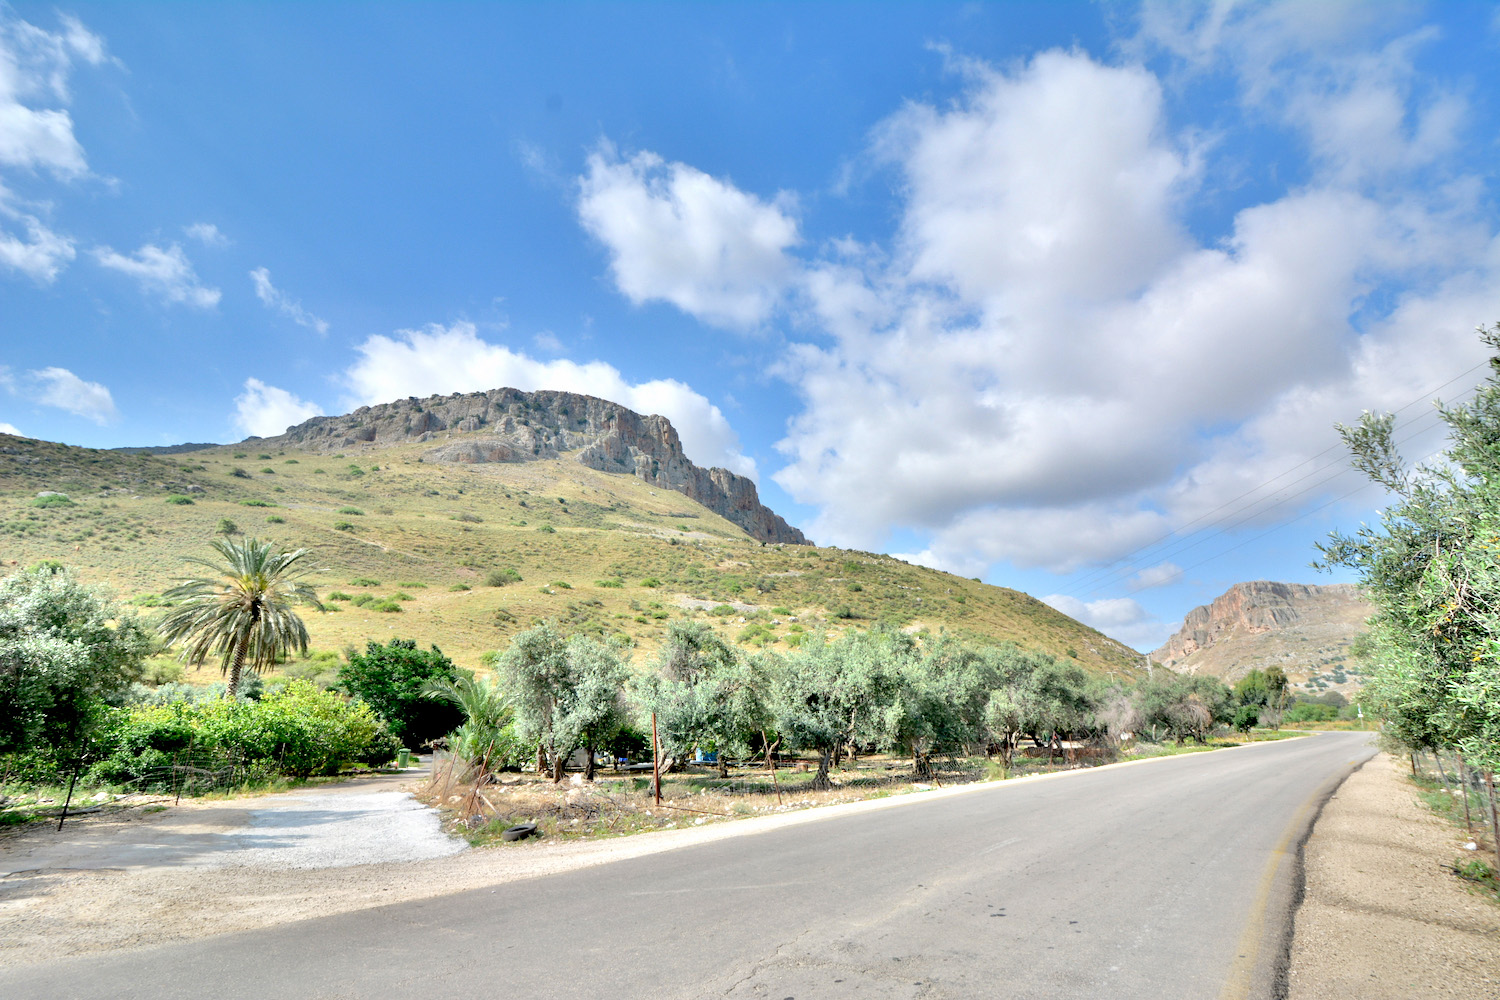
[1151,581,1372,694]
[249,387,809,545]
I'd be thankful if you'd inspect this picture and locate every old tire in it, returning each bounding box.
[501,822,537,842]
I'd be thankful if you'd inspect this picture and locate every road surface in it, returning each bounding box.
[5,731,1376,1000]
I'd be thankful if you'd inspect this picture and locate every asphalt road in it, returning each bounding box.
[6,731,1376,1000]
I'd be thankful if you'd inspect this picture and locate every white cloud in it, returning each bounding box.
[0,187,73,282]
[250,267,328,334]
[0,421,22,436]
[876,49,1195,307]
[0,11,108,285]
[93,242,220,308]
[184,222,229,247]
[23,366,116,424]
[763,42,1500,585]
[343,321,757,477]
[578,146,799,328]
[233,378,323,438]
[1129,562,1183,591]
[1041,593,1169,649]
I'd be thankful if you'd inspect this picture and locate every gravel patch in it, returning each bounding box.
[219,789,465,870]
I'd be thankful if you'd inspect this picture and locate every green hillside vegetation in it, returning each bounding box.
[0,433,1141,677]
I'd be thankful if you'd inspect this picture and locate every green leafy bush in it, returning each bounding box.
[265,515,286,524]
[327,591,353,602]
[31,494,74,508]
[485,567,522,587]
[596,579,624,588]
[349,577,381,587]
[449,583,471,592]
[336,639,464,748]
[333,521,356,532]
[337,507,365,516]
[165,495,195,505]
[86,680,398,784]
[640,577,662,588]
[240,499,275,507]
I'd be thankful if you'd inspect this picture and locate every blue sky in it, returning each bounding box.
[3,1,1499,651]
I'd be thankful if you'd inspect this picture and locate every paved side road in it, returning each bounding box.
[5,732,1376,1000]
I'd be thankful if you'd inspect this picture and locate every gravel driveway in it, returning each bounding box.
[217,786,464,870]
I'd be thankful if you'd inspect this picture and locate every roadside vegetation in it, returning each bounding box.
[1317,323,1500,890]
[1,543,1292,831]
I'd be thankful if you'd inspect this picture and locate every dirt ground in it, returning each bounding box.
[1286,752,1500,999]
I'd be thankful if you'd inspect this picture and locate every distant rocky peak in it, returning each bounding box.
[252,386,809,545]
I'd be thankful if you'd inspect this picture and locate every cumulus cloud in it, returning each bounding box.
[0,189,73,282]
[93,242,220,308]
[342,321,756,477]
[1041,594,1169,650]
[764,41,1497,586]
[250,267,328,334]
[233,378,323,438]
[0,13,104,178]
[0,11,108,284]
[0,422,22,436]
[578,146,799,328]
[1129,562,1184,591]
[17,366,117,424]
[185,222,229,247]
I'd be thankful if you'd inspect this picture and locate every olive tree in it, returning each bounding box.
[495,623,629,782]
[0,567,151,767]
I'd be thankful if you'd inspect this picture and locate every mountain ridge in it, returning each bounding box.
[1151,580,1372,695]
[251,387,808,546]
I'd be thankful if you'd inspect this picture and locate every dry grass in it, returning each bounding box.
[0,435,1143,677]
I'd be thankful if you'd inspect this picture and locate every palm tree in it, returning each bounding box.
[423,675,513,762]
[158,537,319,698]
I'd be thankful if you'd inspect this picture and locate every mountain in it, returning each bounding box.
[252,387,806,545]
[1150,581,1373,696]
[0,388,1143,676]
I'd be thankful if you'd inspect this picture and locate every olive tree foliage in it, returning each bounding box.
[495,623,629,782]
[1137,672,1232,744]
[0,567,152,759]
[630,620,758,777]
[1317,324,1500,781]
[768,628,911,789]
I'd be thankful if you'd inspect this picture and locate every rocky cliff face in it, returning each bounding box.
[1151,581,1372,693]
[251,387,809,545]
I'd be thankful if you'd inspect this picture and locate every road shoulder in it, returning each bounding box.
[1286,752,1500,999]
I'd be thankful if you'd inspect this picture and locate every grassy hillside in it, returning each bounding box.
[0,433,1143,678]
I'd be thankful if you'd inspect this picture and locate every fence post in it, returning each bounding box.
[56,770,78,832]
